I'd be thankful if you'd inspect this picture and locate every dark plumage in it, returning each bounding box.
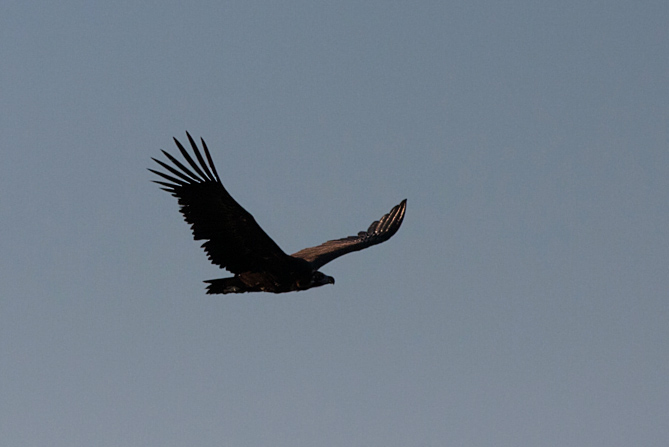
[149,132,407,294]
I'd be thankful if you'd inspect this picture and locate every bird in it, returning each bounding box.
[149,132,407,294]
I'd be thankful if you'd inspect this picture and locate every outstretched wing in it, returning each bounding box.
[292,199,407,270]
[149,132,290,274]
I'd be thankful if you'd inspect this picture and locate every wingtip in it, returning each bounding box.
[398,199,407,216]
[399,198,407,218]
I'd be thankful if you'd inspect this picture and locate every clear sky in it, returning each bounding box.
[1,1,668,446]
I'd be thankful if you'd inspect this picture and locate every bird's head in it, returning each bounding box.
[314,271,335,287]
[298,271,334,290]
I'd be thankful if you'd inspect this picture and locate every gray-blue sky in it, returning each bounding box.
[1,1,667,446]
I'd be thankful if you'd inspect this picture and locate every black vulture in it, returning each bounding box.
[149,132,407,294]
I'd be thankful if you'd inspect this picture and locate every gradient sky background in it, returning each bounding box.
[1,1,668,446]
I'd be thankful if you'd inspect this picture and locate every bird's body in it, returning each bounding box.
[150,132,406,294]
[203,258,327,294]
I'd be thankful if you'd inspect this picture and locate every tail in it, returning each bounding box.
[204,277,250,294]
